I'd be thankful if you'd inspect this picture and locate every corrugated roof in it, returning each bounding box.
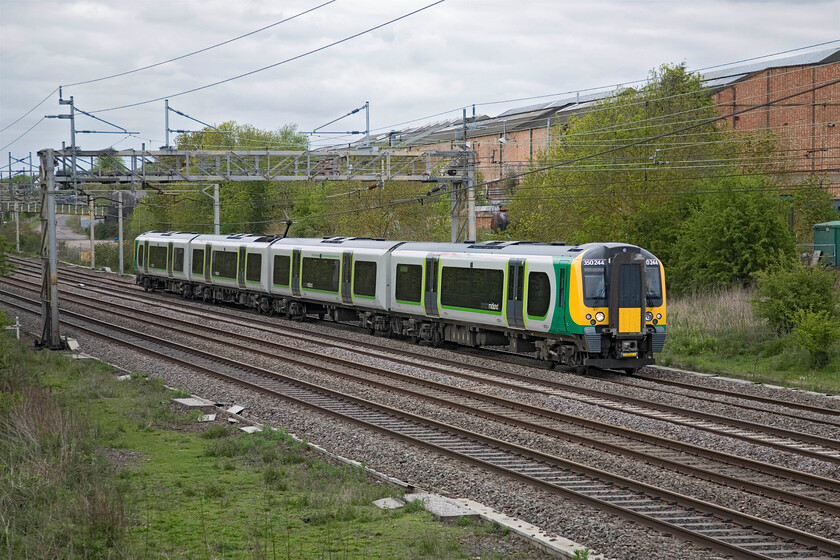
[702,46,840,87]
[346,47,840,150]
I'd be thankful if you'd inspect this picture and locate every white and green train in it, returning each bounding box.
[135,232,667,372]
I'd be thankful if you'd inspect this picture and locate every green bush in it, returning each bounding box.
[791,309,840,368]
[752,263,840,333]
[671,178,796,291]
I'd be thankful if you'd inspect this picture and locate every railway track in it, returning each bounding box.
[12,256,840,417]
[4,278,840,519]
[2,287,839,559]
[8,262,840,468]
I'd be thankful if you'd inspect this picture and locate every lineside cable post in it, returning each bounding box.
[38,148,64,350]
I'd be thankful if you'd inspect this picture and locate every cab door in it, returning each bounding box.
[506,259,525,328]
[608,248,645,334]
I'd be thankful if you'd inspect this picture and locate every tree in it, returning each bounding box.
[176,121,308,152]
[0,236,12,276]
[670,176,796,289]
[786,175,837,244]
[505,63,727,261]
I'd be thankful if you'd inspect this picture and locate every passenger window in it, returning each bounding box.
[353,261,377,298]
[173,248,185,273]
[273,255,291,287]
[302,256,340,292]
[441,267,504,312]
[395,264,422,303]
[148,245,167,270]
[212,250,237,279]
[192,249,204,275]
[246,254,262,283]
[526,272,550,318]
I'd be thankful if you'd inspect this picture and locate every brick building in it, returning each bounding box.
[359,47,840,225]
[706,49,840,193]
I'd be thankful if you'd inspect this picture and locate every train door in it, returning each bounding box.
[341,251,353,304]
[143,240,150,274]
[204,244,213,284]
[608,248,645,334]
[506,259,525,328]
[291,249,302,297]
[423,255,439,317]
[166,242,174,278]
[237,247,247,289]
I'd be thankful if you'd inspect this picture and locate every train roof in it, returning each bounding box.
[394,240,649,259]
[136,232,654,259]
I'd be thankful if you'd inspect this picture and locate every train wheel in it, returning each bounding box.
[431,328,442,348]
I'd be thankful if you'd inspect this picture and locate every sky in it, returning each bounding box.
[1,0,838,173]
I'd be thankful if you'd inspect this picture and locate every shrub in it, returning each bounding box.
[671,179,796,291]
[791,309,840,368]
[752,263,840,333]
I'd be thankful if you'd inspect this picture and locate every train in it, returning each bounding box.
[134,232,667,372]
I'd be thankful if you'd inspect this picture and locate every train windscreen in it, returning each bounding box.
[645,260,663,307]
[582,260,607,307]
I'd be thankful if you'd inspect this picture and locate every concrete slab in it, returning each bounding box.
[227,405,245,415]
[373,497,405,510]
[116,374,132,381]
[404,493,480,523]
[239,425,262,434]
[454,498,606,560]
[171,397,215,408]
[199,414,216,422]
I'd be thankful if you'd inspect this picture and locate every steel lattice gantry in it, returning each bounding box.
[35,147,476,349]
[49,148,473,184]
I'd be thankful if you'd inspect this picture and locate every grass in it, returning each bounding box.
[0,319,543,559]
[660,285,840,393]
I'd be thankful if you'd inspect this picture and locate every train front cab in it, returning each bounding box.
[571,245,666,371]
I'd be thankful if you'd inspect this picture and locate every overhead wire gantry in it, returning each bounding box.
[35,146,476,349]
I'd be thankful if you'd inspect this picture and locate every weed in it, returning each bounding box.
[572,548,591,560]
[200,424,231,439]
[404,498,427,513]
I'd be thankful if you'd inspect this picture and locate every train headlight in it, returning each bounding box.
[656,313,662,320]
[645,311,653,322]
[586,314,592,320]
[595,312,605,322]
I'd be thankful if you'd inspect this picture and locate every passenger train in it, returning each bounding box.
[134,232,667,372]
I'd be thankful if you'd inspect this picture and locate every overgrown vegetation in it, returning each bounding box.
[660,285,840,390]
[0,323,542,559]
[503,63,833,295]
